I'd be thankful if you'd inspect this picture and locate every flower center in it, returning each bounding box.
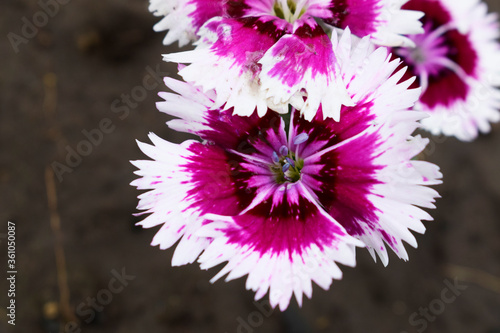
[395,22,469,92]
[397,23,452,74]
[270,133,308,184]
[272,0,307,23]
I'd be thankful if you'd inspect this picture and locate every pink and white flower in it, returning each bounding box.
[166,17,354,121]
[150,0,424,47]
[392,0,500,141]
[157,0,424,119]
[131,36,442,310]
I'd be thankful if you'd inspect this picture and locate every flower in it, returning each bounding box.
[392,0,500,141]
[155,0,424,120]
[131,34,442,310]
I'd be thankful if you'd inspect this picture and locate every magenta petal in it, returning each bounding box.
[198,109,283,151]
[187,0,227,31]
[225,0,274,18]
[419,70,469,108]
[321,0,379,37]
[208,16,290,73]
[290,109,383,237]
[223,184,348,256]
[290,102,376,158]
[182,143,249,216]
[312,134,383,237]
[262,18,336,88]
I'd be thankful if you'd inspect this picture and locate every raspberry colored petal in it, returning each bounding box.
[197,183,362,310]
[164,16,291,117]
[259,17,352,121]
[316,0,424,46]
[131,134,248,265]
[225,0,274,17]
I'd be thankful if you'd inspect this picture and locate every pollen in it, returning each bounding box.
[270,134,308,184]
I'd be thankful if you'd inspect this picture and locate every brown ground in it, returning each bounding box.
[1,1,500,332]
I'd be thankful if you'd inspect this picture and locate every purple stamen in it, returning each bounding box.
[279,145,288,156]
[293,133,309,145]
[286,157,295,167]
[282,163,290,172]
[272,151,279,163]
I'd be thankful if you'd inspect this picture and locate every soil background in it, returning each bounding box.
[1,1,500,332]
